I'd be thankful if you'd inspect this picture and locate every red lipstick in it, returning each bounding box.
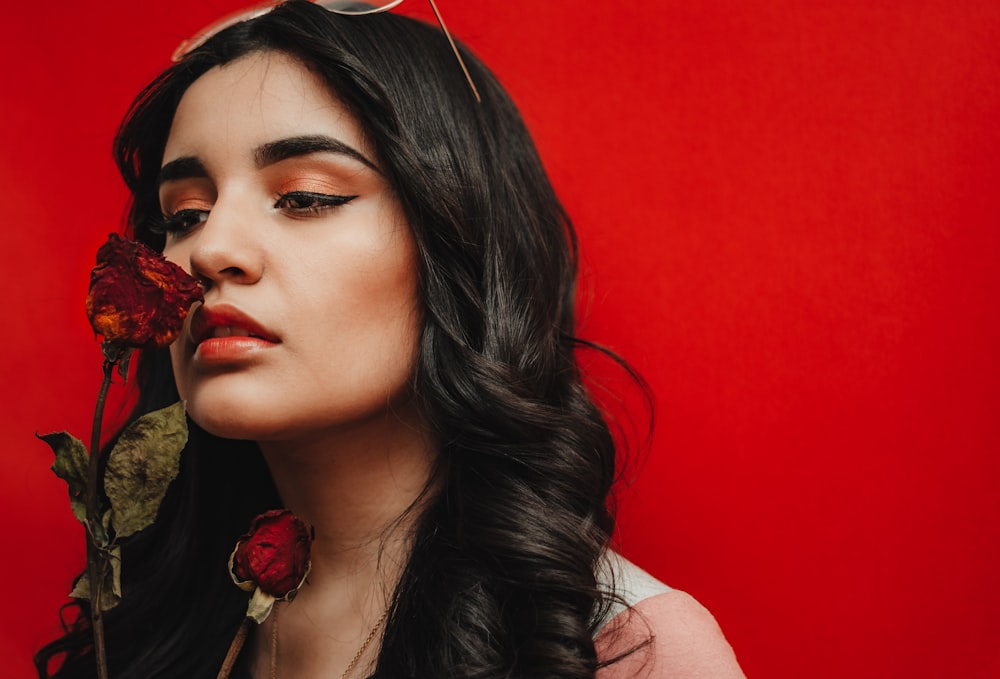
[188,304,279,364]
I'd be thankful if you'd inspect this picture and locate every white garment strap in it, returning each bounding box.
[594,551,673,633]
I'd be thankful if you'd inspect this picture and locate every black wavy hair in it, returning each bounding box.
[37,2,650,677]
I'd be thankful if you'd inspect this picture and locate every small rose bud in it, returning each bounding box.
[86,233,203,350]
[230,509,312,600]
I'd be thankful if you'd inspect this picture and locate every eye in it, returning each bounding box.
[275,191,357,215]
[149,208,209,236]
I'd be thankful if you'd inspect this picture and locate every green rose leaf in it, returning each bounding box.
[38,431,89,524]
[104,401,187,539]
[70,543,122,612]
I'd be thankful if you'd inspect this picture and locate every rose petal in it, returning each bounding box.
[230,509,312,599]
[86,233,203,350]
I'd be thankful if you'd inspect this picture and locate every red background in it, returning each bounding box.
[2,1,998,677]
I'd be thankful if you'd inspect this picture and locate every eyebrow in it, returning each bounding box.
[157,134,380,187]
[157,156,208,186]
[256,135,380,173]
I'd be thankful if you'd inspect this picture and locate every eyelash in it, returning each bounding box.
[150,191,358,236]
[149,208,207,236]
[275,191,358,214]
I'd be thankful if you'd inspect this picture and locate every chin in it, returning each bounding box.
[177,369,420,442]
[187,408,272,441]
[180,388,279,440]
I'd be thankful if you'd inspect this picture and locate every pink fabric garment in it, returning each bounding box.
[594,591,746,679]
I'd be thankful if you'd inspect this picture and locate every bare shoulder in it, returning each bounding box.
[595,555,746,679]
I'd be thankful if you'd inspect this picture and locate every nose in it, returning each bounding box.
[181,196,263,291]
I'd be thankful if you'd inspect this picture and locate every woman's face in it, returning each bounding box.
[160,52,421,441]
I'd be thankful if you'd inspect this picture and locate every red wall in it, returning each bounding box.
[2,2,998,677]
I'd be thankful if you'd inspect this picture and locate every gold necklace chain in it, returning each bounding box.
[269,604,389,679]
[339,607,389,679]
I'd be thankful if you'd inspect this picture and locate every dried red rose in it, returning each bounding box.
[230,509,312,599]
[86,233,203,350]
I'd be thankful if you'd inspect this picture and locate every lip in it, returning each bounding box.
[188,303,280,363]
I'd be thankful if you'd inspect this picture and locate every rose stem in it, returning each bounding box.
[216,618,253,679]
[85,357,116,679]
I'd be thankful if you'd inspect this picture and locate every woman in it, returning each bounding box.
[38,2,744,677]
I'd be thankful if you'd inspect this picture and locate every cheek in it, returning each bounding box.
[323,222,420,327]
[319,230,423,395]
[162,242,192,275]
[378,235,423,360]
[356,253,421,370]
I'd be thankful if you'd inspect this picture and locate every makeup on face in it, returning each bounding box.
[159,52,421,443]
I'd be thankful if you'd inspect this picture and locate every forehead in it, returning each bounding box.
[163,51,369,163]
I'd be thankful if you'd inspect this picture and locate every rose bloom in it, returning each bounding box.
[230,509,312,598]
[86,233,203,349]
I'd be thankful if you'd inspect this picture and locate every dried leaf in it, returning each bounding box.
[115,347,135,382]
[69,543,122,612]
[105,401,187,538]
[246,587,277,624]
[38,432,89,524]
